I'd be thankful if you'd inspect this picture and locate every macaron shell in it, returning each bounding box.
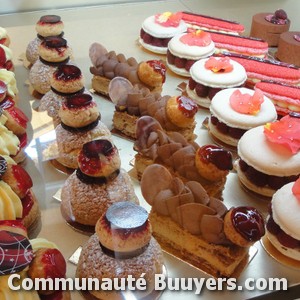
[190,58,246,88]
[237,125,300,176]
[210,87,277,129]
[138,38,167,54]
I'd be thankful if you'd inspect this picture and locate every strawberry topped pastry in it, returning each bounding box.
[181,11,245,35]
[235,115,300,197]
[186,56,246,107]
[134,116,233,198]
[26,15,65,65]
[208,87,277,147]
[61,139,138,227]
[0,27,10,47]
[266,179,300,261]
[109,77,197,140]
[0,44,14,71]
[250,9,290,47]
[167,30,215,77]
[139,11,187,54]
[55,93,111,169]
[89,43,166,96]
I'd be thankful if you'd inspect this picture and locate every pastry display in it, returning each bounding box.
[0,26,10,47]
[61,139,139,227]
[89,42,166,96]
[26,15,64,65]
[29,36,72,95]
[250,9,290,47]
[276,31,300,67]
[221,52,300,87]
[167,30,215,77]
[186,56,247,107]
[209,87,277,147]
[76,201,164,299]
[55,93,111,169]
[255,80,300,117]
[109,76,197,140]
[266,179,300,261]
[39,64,86,126]
[134,116,233,197]
[0,44,14,71]
[181,11,245,35]
[235,116,300,197]
[139,11,187,54]
[141,164,265,277]
[0,156,40,230]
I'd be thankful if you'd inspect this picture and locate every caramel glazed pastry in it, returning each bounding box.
[61,139,139,226]
[76,201,164,300]
[134,116,233,198]
[29,36,72,95]
[141,164,265,277]
[39,64,87,127]
[26,15,64,65]
[55,93,112,169]
[109,76,198,140]
[89,42,166,96]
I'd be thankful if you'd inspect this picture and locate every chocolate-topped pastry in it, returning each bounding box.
[60,139,139,226]
[76,201,164,299]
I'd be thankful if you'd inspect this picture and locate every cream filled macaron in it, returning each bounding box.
[139,12,187,54]
[167,30,215,77]
[236,117,300,197]
[186,56,246,107]
[209,87,277,146]
[266,180,300,261]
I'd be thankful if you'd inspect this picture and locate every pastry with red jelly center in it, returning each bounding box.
[0,27,10,47]
[26,15,65,65]
[76,201,164,299]
[60,139,138,226]
[0,44,14,71]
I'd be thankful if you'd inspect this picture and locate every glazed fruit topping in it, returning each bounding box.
[18,132,28,149]
[7,106,29,128]
[0,156,7,179]
[231,206,265,241]
[147,60,166,83]
[265,9,289,25]
[66,94,93,108]
[0,47,6,66]
[39,15,61,24]
[274,9,288,20]
[82,139,115,159]
[54,64,82,81]
[0,80,7,100]
[12,164,33,193]
[177,96,198,118]
[44,36,67,49]
[21,192,34,218]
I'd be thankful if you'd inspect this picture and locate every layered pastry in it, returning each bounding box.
[141,164,265,277]
[26,15,64,65]
[276,32,300,67]
[0,44,14,71]
[134,116,233,197]
[235,115,300,197]
[39,64,86,126]
[109,77,197,140]
[250,9,290,47]
[186,56,246,107]
[0,156,40,230]
[266,179,300,261]
[209,87,277,147]
[29,36,72,95]
[61,139,138,226]
[76,201,164,299]
[0,27,10,47]
[167,30,215,77]
[0,221,70,299]
[221,52,300,88]
[181,11,245,35]
[255,80,300,117]
[89,42,166,96]
[55,93,111,169]
[139,11,187,54]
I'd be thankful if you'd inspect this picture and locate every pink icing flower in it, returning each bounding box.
[230,89,264,115]
[179,30,212,47]
[154,12,182,27]
[204,57,233,73]
[264,115,300,154]
[292,178,300,201]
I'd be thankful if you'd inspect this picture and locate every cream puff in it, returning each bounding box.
[61,139,139,226]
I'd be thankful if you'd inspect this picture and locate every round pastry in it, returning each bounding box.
[186,56,247,108]
[0,27,10,47]
[29,36,72,95]
[0,69,18,98]
[250,9,290,47]
[167,30,215,77]
[266,180,300,261]
[76,201,164,300]
[61,139,139,226]
[276,31,300,67]
[26,15,64,65]
[0,44,13,71]
[139,12,187,54]
[236,117,300,197]
[209,87,277,147]
[224,206,265,247]
[0,219,27,237]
